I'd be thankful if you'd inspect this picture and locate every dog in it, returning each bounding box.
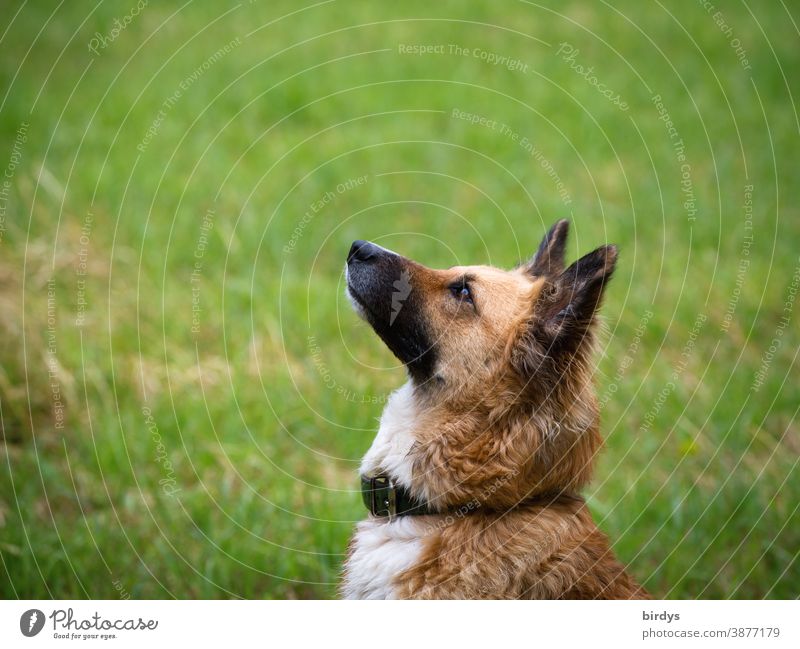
[341,220,649,599]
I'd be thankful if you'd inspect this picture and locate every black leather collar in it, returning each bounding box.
[360,475,434,518]
[360,475,585,519]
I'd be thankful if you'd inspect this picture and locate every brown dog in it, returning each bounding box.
[342,221,649,599]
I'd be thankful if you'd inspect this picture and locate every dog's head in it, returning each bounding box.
[346,221,618,507]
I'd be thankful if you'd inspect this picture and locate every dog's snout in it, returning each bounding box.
[348,240,381,263]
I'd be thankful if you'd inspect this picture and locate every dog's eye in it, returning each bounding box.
[449,280,473,305]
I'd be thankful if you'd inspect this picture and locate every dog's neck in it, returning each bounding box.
[359,381,418,492]
[360,379,600,513]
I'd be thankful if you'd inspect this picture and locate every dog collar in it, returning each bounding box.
[360,475,586,520]
[360,475,434,519]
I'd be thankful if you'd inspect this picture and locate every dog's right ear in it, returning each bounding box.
[511,243,617,379]
[524,220,569,277]
[534,244,618,349]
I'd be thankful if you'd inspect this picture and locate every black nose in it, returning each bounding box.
[348,240,380,263]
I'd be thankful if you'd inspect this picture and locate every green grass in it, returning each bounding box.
[1,0,798,599]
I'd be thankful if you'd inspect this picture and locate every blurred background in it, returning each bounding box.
[0,1,798,599]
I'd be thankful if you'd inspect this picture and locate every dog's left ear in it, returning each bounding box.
[525,219,569,277]
[536,244,618,346]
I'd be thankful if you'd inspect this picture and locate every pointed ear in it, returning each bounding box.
[536,244,618,346]
[525,220,569,277]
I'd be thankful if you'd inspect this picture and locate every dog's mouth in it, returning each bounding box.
[344,242,397,324]
[345,240,437,381]
[344,268,371,321]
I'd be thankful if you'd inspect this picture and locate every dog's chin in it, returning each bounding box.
[346,284,368,321]
[345,269,369,322]
[345,263,437,382]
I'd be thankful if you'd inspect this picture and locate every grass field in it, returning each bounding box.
[1,1,798,599]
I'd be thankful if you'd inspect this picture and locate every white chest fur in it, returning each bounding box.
[342,517,425,599]
[344,382,424,599]
[358,382,418,489]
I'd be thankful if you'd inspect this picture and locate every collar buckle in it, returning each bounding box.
[361,475,397,519]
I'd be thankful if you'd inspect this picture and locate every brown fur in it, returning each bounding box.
[343,222,649,599]
[395,500,647,599]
